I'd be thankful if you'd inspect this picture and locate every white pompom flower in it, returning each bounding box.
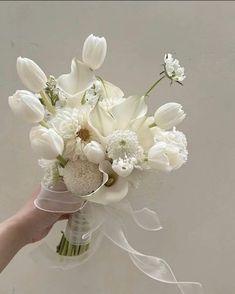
[62,159,103,196]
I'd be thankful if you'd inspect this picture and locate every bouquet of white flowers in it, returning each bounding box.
[8,34,202,294]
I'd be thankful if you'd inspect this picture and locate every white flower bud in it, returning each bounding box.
[30,126,64,160]
[112,158,134,177]
[8,90,44,123]
[82,34,107,70]
[17,57,47,93]
[83,141,105,164]
[154,103,186,130]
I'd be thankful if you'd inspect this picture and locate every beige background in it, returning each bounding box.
[0,1,234,293]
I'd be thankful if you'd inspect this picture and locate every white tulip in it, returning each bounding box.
[17,57,47,93]
[83,141,105,164]
[112,158,134,177]
[8,90,44,123]
[30,126,64,160]
[154,103,186,130]
[82,34,107,70]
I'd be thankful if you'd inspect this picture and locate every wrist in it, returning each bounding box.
[5,216,30,248]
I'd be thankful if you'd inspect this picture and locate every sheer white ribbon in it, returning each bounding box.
[31,183,203,294]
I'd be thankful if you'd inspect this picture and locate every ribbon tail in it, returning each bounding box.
[109,199,162,231]
[102,214,203,294]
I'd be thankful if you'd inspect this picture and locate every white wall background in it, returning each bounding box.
[0,1,234,294]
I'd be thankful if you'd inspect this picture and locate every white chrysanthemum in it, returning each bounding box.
[50,107,97,160]
[106,130,144,176]
[164,53,186,83]
[62,159,103,195]
[107,130,144,161]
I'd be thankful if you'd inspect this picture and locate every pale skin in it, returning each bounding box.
[0,187,68,273]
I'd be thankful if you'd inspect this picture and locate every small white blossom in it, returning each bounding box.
[112,158,134,177]
[82,81,104,107]
[164,53,186,83]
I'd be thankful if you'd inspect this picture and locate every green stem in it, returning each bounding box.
[39,120,49,128]
[96,76,108,97]
[144,75,165,97]
[57,155,67,168]
[40,90,55,114]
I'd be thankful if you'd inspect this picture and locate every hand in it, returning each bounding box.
[0,187,69,273]
[10,186,68,245]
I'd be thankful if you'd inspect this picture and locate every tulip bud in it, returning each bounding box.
[30,126,64,160]
[17,57,47,93]
[83,141,105,164]
[8,90,44,123]
[154,103,186,130]
[112,158,134,177]
[82,34,107,70]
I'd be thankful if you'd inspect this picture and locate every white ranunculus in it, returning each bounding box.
[148,128,188,172]
[30,126,64,160]
[82,34,107,70]
[8,90,44,123]
[164,53,186,82]
[154,103,186,130]
[83,141,105,164]
[16,57,47,93]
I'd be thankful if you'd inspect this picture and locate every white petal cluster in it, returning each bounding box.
[50,107,96,160]
[164,53,185,82]
[148,128,188,172]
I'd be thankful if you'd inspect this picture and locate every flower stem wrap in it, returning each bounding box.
[57,202,91,256]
